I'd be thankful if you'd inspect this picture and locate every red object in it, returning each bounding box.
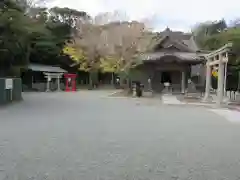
[64,73,77,92]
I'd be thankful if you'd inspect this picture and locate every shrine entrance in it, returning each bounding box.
[64,73,77,92]
[161,71,172,84]
[203,43,232,106]
[43,72,64,92]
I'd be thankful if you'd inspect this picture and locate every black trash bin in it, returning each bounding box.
[135,82,142,97]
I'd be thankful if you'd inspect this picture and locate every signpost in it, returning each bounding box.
[5,79,13,89]
[5,79,13,101]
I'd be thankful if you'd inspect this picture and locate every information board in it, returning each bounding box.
[5,79,13,89]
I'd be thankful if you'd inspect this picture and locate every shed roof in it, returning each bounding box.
[28,64,67,73]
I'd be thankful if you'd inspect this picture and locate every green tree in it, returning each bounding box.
[0,0,49,76]
[0,0,90,76]
[204,28,240,64]
[198,25,240,90]
[192,19,227,47]
[68,20,152,86]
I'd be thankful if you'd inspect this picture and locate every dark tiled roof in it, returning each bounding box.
[157,28,200,52]
[139,28,206,63]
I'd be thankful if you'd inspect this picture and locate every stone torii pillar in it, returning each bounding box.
[203,43,232,107]
[217,54,225,106]
[44,73,51,92]
[56,74,62,91]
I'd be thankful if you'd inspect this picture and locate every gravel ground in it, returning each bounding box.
[1,91,240,180]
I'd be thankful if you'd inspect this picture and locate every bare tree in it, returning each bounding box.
[75,20,154,68]
[100,21,154,71]
[70,20,153,86]
[93,10,129,25]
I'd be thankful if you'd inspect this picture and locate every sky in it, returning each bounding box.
[49,0,240,32]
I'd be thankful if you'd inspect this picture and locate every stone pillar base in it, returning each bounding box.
[144,91,153,97]
[202,95,213,103]
[222,97,230,104]
[132,90,136,97]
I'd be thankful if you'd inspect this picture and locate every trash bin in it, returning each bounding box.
[136,82,142,97]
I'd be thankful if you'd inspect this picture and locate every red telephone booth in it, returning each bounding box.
[64,73,77,92]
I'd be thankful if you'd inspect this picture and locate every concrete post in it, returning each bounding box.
[223,62,227,97]
[148,78,152,91]
[217,54,224,106]
[181,71,185,93]
[223,52,228,97]
[46,74,50,92]
[203,61,211,101]
[31,75,34,89]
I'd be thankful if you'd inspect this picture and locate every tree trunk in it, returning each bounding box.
[89,73,92,86]
[111,72,114,85]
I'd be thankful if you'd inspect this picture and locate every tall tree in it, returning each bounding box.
[25,6,90,65]
[192,19,227,47]
[94,10,129,25]
[72,21,151,72]
[65,20,152,85]
[49,7,90,30]
[0,0,49,75]
[0,0,90,76]
[100,21,153,73]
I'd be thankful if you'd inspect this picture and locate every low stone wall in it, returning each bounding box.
[0,78,22,105]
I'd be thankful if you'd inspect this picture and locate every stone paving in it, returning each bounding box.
[1,91,240,180]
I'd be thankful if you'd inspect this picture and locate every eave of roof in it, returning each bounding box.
[139,52,206,63]
[28,63,67,73]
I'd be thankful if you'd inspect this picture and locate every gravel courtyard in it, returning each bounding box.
[1,91,240,180]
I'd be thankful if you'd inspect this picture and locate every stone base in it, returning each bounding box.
[161,87,172,94]
[185,92,201,97]
[223,97,230,104]
[201,95,213,103]
[143,91,153,97]
[162,93,173,96]
[132,91,136,97]
[234,94,240,102]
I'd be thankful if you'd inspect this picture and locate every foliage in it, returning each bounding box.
[202,28,240,65]
[0,0,90,76]
[0,0,50,75]
[69,21,151,74]
[192,19,227,47]
[193,19,240,68]
[49,7,90,28]
[99,56,122,73]
[62,44,90,71]
[194,20,240,90]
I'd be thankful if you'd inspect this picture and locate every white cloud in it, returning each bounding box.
[49,0,240,31]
